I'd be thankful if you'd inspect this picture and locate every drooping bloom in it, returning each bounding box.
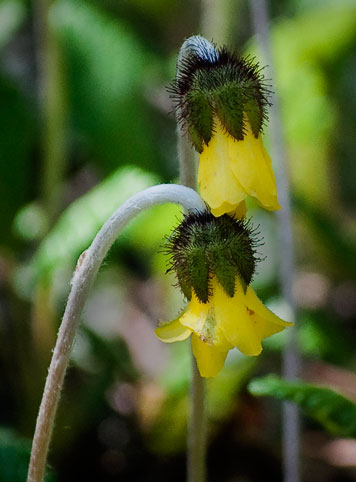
[198,120,280,217]
[156,276,290,377]
[155,211,292,377]
[170,36,280,218]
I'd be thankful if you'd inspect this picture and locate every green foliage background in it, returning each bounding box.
[1,0,356,481]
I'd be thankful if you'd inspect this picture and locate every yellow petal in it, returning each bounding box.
[230,201,247,219]
[208,321,234,352]
[249,312,288,340]
[227,125,281,211]
[180,293,233,352]
[211,200,247,219]
[245,287,293,328]
[155,318,192,343]
[200,308,234,352]
[210,201,238,217]
[179,293,208,333]
[213,279,262,356]
[192,333,228,378]
[199,126,246,213]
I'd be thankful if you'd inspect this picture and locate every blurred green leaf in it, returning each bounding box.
[0,76,35,244]
[54,325,137,453]
[148,391,188,455]
[291,5,356,63]
[208,355,257,420]
[298,311,354,365]
[13,202,48,241]
[0,0,25,50]
[266,4,356,209]
[128,201,182,275]
[249,374,356,437]
[79,324,137,379]
[150,351,257,454]
[29,166,187,292]
[52,0,165,175]
[0,428,55,482]
[294,195,356,278]
[31,166,159,279]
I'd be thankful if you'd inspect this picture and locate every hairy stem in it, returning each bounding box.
[27,184,205,482]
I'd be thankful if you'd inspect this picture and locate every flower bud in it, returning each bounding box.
[170,40,270,153]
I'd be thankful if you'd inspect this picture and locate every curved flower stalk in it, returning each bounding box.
[155,211,292,377]
[170,36,280,218]
[26,184,205,482]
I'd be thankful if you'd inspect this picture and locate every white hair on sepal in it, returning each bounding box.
[177,35,218,77]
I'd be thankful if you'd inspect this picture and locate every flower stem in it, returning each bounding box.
[177,123,197,191]
[34,0,67,225]
[200,0,232,44]
[188,352,207,482]
[26,184,205,482]
[176,36,208,482]
[249,2,301,482]
[178,128,207,482]
[32,0,68,383]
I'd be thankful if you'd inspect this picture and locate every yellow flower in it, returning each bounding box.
[170,37,281,218]
[155,277,292,378]
[198,121,281,218]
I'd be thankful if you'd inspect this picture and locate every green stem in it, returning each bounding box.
[178,128,207,481]
[38,0,67,224]
[176,37,206,480]
[177,124,197,191]
[200,0,233,44]
[188,351,207,482]
[31,0,68,430]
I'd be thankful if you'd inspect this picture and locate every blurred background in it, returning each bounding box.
[1,0,356,480]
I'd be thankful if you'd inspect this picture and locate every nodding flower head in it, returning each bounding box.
[169,36,280,218]
[165,210,262,303]
[156,210,292,378]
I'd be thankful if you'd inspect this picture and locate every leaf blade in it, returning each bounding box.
[248,374,356,437]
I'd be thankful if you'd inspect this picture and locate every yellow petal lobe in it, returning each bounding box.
[155,319,192,343]
[250,312,287,340]
[245,287,293,328]
[199,126,246,212]
[211,200,247,219]
[230,201,247,219]
[227,125,281,211]
[179,293,233,352]
[179,292,208,333]
[210,201,238,218]
[192,333,228,378]
[213,279,262,356]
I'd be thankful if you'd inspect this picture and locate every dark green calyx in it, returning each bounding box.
[169,41,271,152]
[164,211,263,303]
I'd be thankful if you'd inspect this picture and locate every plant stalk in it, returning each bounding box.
[32,0,68,395]
[249,2,301,482]
[177,36,210,482]
[34,0,67,224]
[187,354,207,482]
[26,184,205,482]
